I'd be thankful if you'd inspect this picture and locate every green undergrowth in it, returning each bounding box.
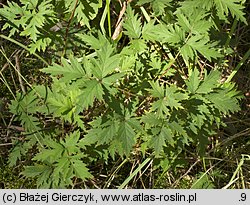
[0,0,249,188]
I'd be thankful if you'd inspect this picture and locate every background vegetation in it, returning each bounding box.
[0,0,249,188]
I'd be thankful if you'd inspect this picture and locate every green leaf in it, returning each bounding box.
[169,121,189,145]
[92,43,120,78]
[151,0,172,16]
[99,118,119,144]
[206,91,240,113]
[136,0,154,5]
[9,91,41,134]
[149,81,165,98]
[52,157,72,187]
[33,144,64,163]
[76,31,108,50]
[102,73,124,87]
[120,54,136,72]
[151,98,169,118]
[0,0,55,44]
[197,70,220,93]
[42,57,86,82]
[73,0,102,27]
[151,126,173,156]
[80,79,104,108]
[29,37,52,53]
[36,166,53,188]
[72,159,92,180]
[142,20,157,41]
[186,68,200,93]
[153,24,184,45]
[214,0,247,24]
[129,39,147,53]
[181,35,222,61]
[180,0,213,11]
[165,85,189,109]
[176,10,212,35]
[8,144,23,167]
[61,131,81,155]
[79,117,103,147]
[176,12,192,32]
[117,120,136,156]
[123,5,142,39]
[180,0,247,24]
[150,82,188,117]
[137,0,172,16]
[141,113,163,127]
[47,83,83,123]
[22,164,50,178]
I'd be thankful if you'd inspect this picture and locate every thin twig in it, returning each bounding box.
[8,125,25,132]
[207,128,250,155]
[15,52,26,93]
[0,143,13,147]
[1,62,9,73]
[172,159,201,187]
[0,48,22,73]
[112,1,127,40]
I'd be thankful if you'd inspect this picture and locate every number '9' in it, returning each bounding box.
[241,193,246,201]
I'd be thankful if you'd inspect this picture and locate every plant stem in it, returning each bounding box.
[225,48,250,83]
[106,0,112,38]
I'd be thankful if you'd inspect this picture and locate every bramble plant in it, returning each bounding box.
[0,0,247,188]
